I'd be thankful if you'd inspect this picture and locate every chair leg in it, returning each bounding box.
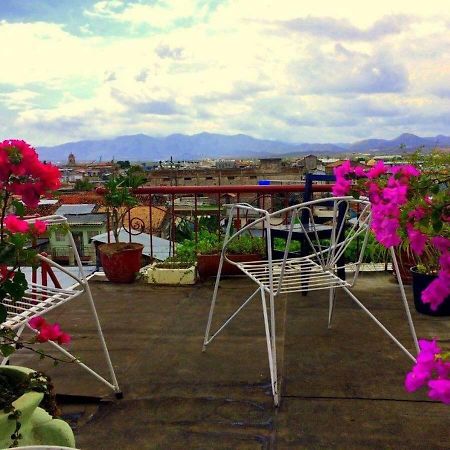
[390,247,419,354]
[328,287,336,329]
[342,286,417,362]
[261,288,279,406]
[203,252,225,352]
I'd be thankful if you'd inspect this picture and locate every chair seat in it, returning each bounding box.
[235,257,350,294]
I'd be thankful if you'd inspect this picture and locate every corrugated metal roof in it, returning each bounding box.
[65,213,107,225]
[56,204,96,215]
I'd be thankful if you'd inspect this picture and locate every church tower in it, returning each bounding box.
[67,153,76,166]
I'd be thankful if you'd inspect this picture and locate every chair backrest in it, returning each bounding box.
[267,197,371,287]
[222,197,371,287]
[301,173,336,224]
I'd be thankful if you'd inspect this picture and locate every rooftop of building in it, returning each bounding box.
[10,273,449,449]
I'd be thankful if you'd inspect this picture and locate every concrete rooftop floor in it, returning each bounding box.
[11,272,450,450]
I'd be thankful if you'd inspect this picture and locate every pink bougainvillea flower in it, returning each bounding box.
[405,339,450,403]
[353,166,367,177]
[36,324,52,343]
[29,317,71,346]
[383,184,408,205]
[4,214,29,233]
[332,178,352,196]
[408,207,426,221]
[32,220,47,235]
[334,160,353,178]
[0,139,61,206]
[29,316,46,330]
[45,323,63,341]
[405,365,432,392]
[392,164,421,178]
[427,379,450,404]
[421,271,450,311]
[431,236,450,253]
[367,160,388,179]
[57,332,71,345]
[406,225,428,256]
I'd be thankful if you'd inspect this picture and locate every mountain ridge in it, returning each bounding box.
[36,132,450,162]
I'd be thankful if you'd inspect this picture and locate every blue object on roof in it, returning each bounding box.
[258,180,271,185]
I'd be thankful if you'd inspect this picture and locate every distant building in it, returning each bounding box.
[49,204,107,265]
[67,153,76,166]
[215,159,236,169]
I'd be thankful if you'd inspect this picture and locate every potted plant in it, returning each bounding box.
[0,139,76,447]
[98,170,147,283]
[177,230,265,280]
[146,257,197,285]
[0,366,75,449]
[333,153,449,404]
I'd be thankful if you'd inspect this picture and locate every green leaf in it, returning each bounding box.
[8,233,27,248]
[431,184,440,195]
[0,303,6,323]
[11,199,25,217]
[0,344,15,357]
[433,220,443,233]
[0,242,16,263]
[4,270,28,301]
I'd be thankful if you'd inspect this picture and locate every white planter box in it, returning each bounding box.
[146,263,197,285]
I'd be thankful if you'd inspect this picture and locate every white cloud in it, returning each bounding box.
[1,1,450,145]
[85,0,207,28]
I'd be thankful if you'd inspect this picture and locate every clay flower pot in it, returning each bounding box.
[98,242,144,283]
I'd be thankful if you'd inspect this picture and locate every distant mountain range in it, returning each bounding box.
[37,132,450,162]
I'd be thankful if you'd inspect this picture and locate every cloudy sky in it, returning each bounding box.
[1,0,449,146]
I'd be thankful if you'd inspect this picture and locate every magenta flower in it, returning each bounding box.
[407,225,428,256]
[405,367,430,392]
[57,332,71,345]
[332,179,352,196]
[334,160,353,178]
[421,272,450,311]
[431,236,450,253]
[383,184,408,205]
[392,164,421,178]
[427,379,450,404]
[408,207,426,221]
[32,220,47,235]
[29,316,46,330]
[353,166,367,177]
[4,214,29,233]
[367,161,387,179]
[29,316,71,346]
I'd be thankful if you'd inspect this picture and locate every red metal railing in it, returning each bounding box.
[98,184,334,260]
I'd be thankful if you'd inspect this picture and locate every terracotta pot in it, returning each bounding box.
[197,253,262,280]
[99,243,144,283]
[411,267,450,316]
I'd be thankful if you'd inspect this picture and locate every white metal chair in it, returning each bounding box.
[203,197,419,406]
[1,215,121,398]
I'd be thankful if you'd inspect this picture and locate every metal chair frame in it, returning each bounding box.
[1,215,121,397]
[203,197,419,406]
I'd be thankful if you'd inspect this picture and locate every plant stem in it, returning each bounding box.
[0,189,10,244]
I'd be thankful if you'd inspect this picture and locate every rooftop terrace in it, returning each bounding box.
[11,272,449,450]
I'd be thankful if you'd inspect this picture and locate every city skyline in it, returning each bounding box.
[1,0,449,147]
